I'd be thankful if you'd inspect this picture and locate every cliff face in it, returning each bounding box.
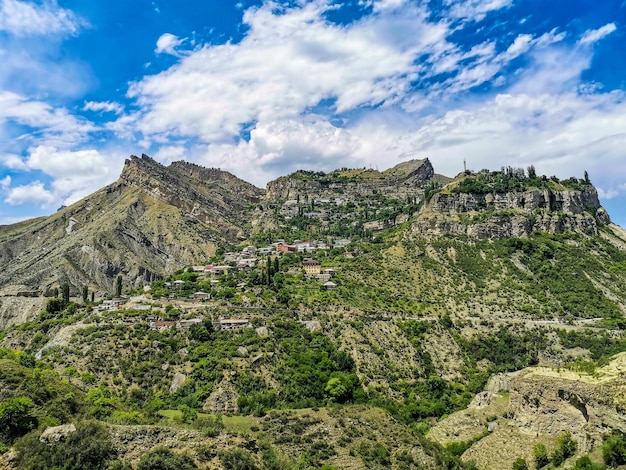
[265,158,436,201]
[508,356,626,451]
[0,155,263,294]
[413,185,610,239]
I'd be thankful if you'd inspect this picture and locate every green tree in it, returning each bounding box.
[15,420,113,470]
[61,283,70,303]
[82,285,89,303]
[218,448,258,470]
[115,275,123,297]
[512,458,528,470]
[0,396,37,443]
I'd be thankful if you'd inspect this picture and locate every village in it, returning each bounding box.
[93,237,357,336]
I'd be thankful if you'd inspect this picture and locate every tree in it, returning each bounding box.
[0,396,37,443]
[82,285,89,304]
[115,275,122,297]
[61,283,70,303]
[584,170,590,184]
[218,448,258,470]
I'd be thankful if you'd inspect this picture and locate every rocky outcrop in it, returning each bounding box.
[413,187,610,239]
[0,154,263,295]
[203,375,240,415]
[508,357,626,451]
[265,158,435,201]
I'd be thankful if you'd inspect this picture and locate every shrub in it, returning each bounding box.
[137,446,198,470]
[14,420,113,470]
[218,448,258,470]
[534,444,549,468]
[602,431,626,467]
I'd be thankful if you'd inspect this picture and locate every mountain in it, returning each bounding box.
[2,158,626,469]
[0,154,263,296]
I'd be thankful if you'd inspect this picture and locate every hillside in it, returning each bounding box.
[0,155,263,297]
[1,161,626,469]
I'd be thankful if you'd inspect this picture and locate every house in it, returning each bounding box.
[219,319,252,330]
[98,299,124,311]
[276,243,295,253]
[322,281,337,290]
[302,258,321,276]
[211,266,232,276]
[296,241,316,253]
[178,318,203,329]
[192,291,210,300]
[150,320,176,330]
[173,280,185,287]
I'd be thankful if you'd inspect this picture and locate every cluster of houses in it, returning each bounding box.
[148,317,253,332]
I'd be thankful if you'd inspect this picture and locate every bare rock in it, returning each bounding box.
[169,372,187,394]
[39,423,77,443]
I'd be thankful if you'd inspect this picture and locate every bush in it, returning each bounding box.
[218,448,258,470]
[602,431,626,466]
[137,446,198,470]
[512,458,528,470]
[534,444,549,468]
[14,420,113,470]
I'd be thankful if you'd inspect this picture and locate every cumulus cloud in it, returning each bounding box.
[124,1,453,143]
[155,33,185,55]
[4,180,54,206]
[0,92,95,148]
[579,23,617,46]
[0,0,84,36]
[0,153,27,170]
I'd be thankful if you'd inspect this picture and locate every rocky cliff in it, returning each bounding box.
[508,354,626,451]
[0,155,263,295]
[265,158,436,201]
[413,173,610,239]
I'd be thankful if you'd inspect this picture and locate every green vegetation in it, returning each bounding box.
[14,421,114,470]
[452,166,591,194]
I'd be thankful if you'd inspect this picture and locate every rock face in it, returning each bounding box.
[0,155,263,294]
[508,358,626,451]
[265,158,435,201]
[39,423,77,443]
[413,186,609,239]
[203,376,240,415]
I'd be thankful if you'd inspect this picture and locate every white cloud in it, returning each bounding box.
[153,145,186,164]
[443,0,513,22]
[83,101,123,114]
[0,175,10,189]
[155,33,185,55]
[4,180,54,206]
[125,2,452,143]
[579,23,617,46]
[0,153,27,170]
[0,0,83,36]
[0,91,95,147]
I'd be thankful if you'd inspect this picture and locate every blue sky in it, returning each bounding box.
[1,0,625,226]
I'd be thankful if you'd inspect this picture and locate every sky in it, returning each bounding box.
[0,0,625,226]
